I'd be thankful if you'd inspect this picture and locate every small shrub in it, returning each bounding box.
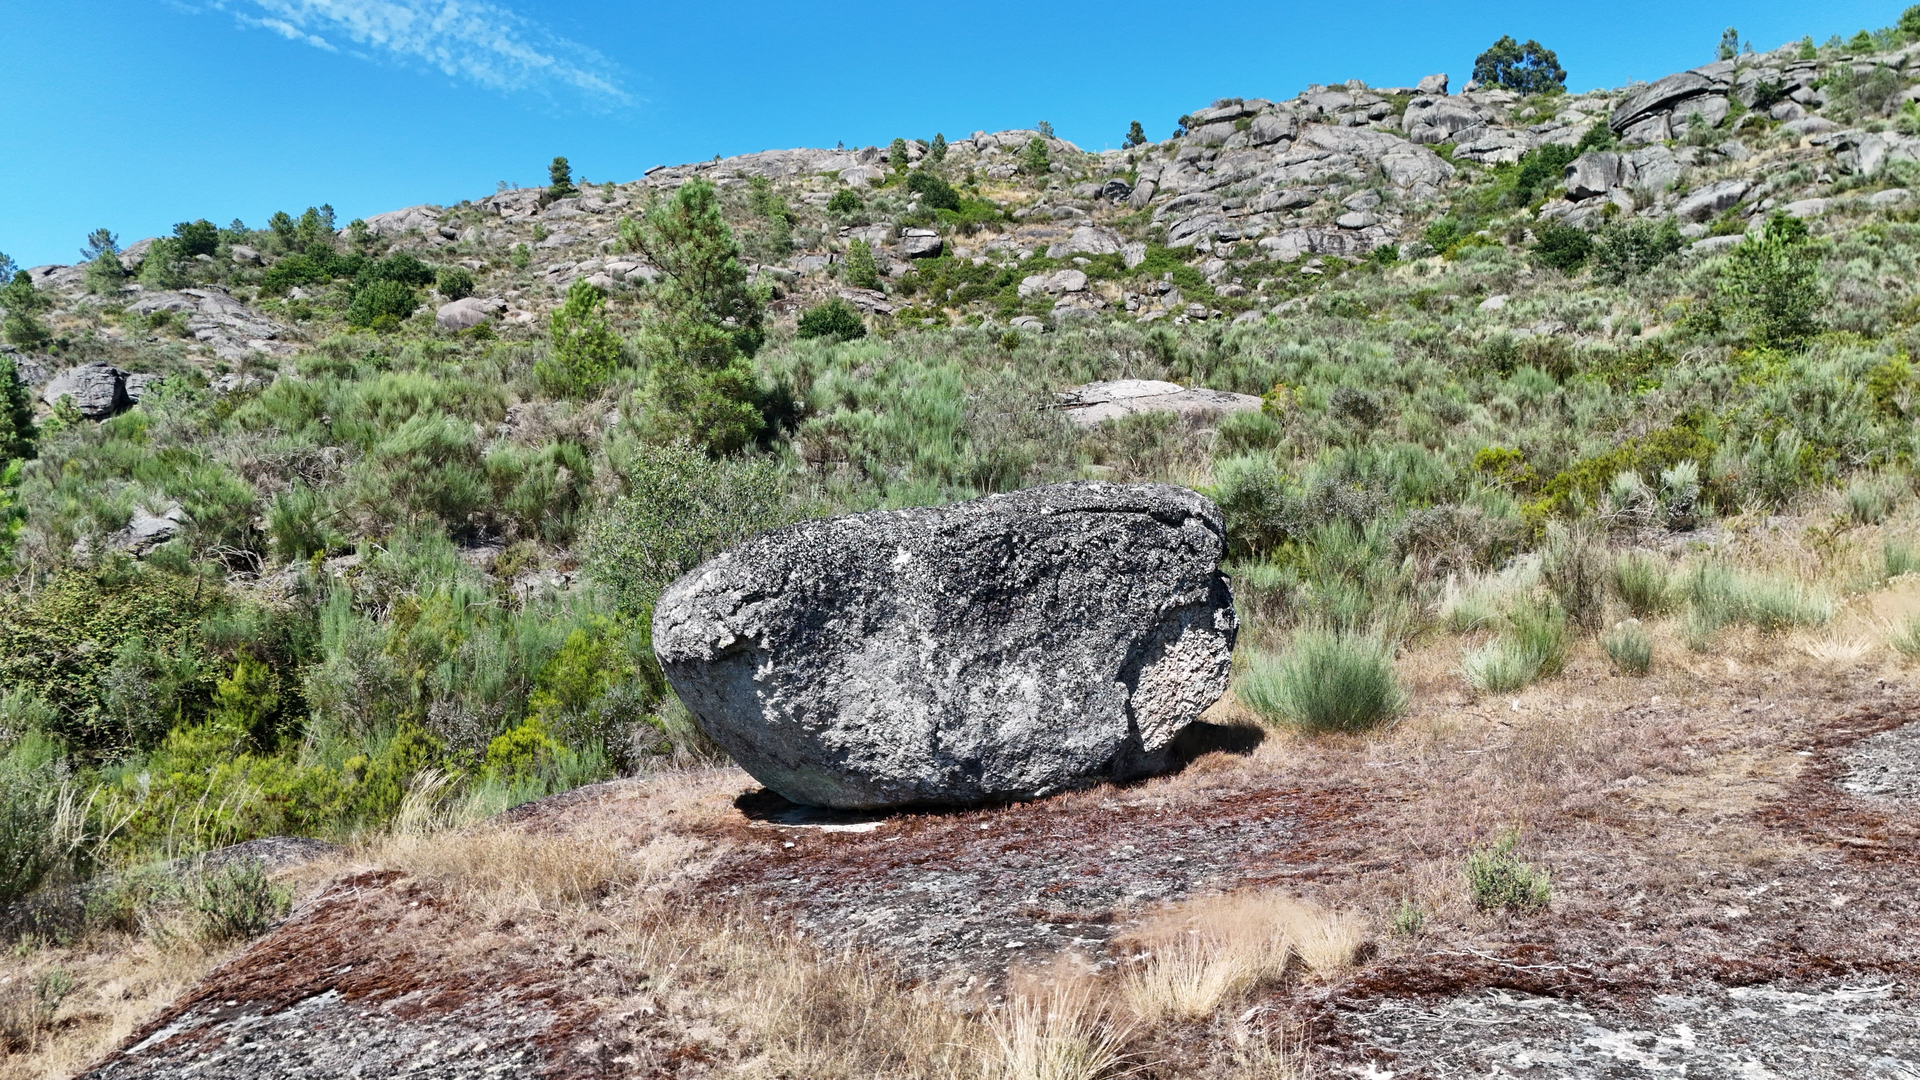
[187,858,290,941]
[1591,218,1683,284]
[1236,630,1406,734]
[1541,523,1607,631]
[437,266,476,301]
[1389,901,1426,936]
[1465,830,1551,912]
[1602,619,1653,674]
[795,297,868,342]
[1681,561,1834,634]
[826,189,863,216]
[1612,551,1672,617]
[1532,222,1591,272]
[906,170,960,211]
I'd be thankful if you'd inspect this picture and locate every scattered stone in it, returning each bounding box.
[652,483,1238,809]
[898,229,944,259]
[436,297,506,331]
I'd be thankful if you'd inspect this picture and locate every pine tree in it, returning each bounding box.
[1125,121,1147,148]
[0,354,36,463]
[1721,213,1822,350]
[535,279,624,396]
[1472,36,1566,95]
[1718,27,1740,60]
[1022,137,1051,177]
[628,179,768,453]
[888,138,909,170]
[929,133,948,164]
[549,156,577,198]
[843,240,880,290]
[0,273,50,352]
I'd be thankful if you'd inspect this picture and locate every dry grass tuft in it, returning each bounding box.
[985,983,1131,1080]
[1116,891,1365,1023]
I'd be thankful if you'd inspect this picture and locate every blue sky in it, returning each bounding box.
[1,1,1904,268]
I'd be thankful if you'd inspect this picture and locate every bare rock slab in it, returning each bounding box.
[653,482,1237,809]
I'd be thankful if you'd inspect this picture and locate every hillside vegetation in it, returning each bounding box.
[2,11,1920,970]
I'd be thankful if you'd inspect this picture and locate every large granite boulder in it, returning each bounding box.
[41,362,128,419]
[653,483,1238,809]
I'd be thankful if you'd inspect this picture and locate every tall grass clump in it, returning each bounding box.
[1680,560,1834,634]
[1462,596,1568,693]
[1890,615,1920,661]
[1884,537,1920,580]
[1844,477,1896,526]
[1237,630,1406,734]
[1601,619,1653,675]
[1611,551,1673,617]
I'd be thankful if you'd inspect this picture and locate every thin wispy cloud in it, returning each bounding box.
[205,0,629,104]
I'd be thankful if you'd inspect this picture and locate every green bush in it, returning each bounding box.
[1590,217,1683,283]
[1844,477,1895,525]
[187,858,290,941]
[1465,830,1551,911]
[346,279,419,330]
[1236,630,1405,734]
[1680,560,1834,637]
[827,189,863,216]
[583,442,798,623]
[436,266,476,301]
[795,297,868,342]
[1532,222,1591,272]
[1601,619,1653,674]
[0,732,68,905]
[1884,537,1920,579]
[907,170,960,211]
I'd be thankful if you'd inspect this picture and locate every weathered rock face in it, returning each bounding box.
[653,483,1238,809]
[41,362,128,418]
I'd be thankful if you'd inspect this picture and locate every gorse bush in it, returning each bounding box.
[583,442,798,624]
[1236,630,1405,734]
[436,266,476,301]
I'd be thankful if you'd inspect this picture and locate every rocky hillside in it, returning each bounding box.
[10,38,1920,384]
